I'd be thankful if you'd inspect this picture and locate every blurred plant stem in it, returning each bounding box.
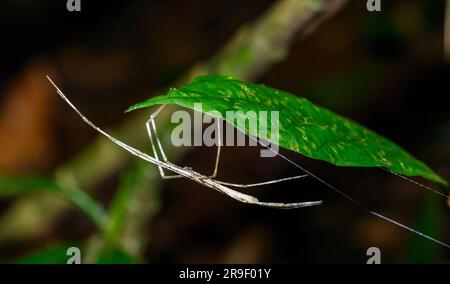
[84,160,163,263]
[0,0,348,261]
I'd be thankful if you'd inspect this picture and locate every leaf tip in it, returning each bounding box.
[124,105,137,113]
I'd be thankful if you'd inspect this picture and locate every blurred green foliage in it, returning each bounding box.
[0,176,107,231]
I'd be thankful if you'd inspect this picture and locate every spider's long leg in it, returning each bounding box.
[213,174,309,189]
[216,184,321,209]
[210,122,310,188]
[200,117,222,179]
[47,76,188,177]
[146,105,183,179]
[149,105,169,162]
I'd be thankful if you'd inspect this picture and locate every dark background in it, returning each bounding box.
[0,0,449,263]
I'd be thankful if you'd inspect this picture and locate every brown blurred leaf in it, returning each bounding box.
[355,215,404,249]
[0,63,57,174]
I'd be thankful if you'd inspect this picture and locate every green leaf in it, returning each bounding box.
[96,249,137,264]
[13,243,136,264]
[0,175,108,231]
[126,75,447,186]
[14,243,76,264]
